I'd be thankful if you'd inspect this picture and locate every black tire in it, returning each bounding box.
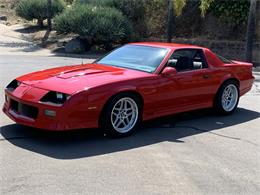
[100,93,142,137]
[215,80,239,115]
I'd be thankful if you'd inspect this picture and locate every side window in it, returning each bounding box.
[167,49,208,72]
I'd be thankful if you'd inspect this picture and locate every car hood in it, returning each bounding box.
[16,63,151,94]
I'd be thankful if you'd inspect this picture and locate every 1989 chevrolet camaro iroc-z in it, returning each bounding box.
[3,42,254,137]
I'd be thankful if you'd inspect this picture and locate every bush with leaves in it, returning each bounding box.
[54,5,133,49]
[74,0,146,36]
[74,0,145,20]
[16,0,66,27]
[210,0,250,25]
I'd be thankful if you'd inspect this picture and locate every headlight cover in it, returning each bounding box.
[6,80,21,92]
[40,91,70,105]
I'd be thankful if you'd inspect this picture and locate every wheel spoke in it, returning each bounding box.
[226,89,229,95]
[114,117,121,127]
[116,101,122,110]
[224,88,229,96]
[124,101,128,110]
[126,111,133,117]
[225,100,229,107]
[114,107,121,111]
[112,112,118,116]
[125,116,130,123]
[122,119,127,127]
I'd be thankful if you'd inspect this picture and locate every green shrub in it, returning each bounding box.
[16,0,65,26]
[74,0,146,36]
[76,0,145,20]
[54,5,133,49]
[210,0,249,25]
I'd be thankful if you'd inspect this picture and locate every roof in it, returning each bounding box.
[130,42,205,50]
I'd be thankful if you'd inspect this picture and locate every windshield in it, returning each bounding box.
[96,45,169,73]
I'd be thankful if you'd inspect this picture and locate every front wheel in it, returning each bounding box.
[215,80,239,115]
[100,93,141,137]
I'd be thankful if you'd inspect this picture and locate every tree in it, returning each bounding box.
[245,0,257,62]
[16,0,65,28]
[167,0,174,42]
[167,0,214,42]
[167,0,258,63]
[47,0,52,31]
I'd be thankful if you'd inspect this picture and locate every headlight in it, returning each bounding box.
[6,80,21,92]
[56,92,64,100]
[40,91,70,105]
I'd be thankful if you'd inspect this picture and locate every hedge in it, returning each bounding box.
[54,5,133,49]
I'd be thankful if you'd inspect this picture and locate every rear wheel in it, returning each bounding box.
[215,80,239,115]
[100,93,141,137]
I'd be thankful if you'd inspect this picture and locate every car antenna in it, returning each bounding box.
[81,58,84,65]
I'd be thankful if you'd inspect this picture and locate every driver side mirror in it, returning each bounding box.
[161,67,177,77]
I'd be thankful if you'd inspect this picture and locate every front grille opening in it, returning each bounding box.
[10,99,38,119]
[10,99,18,111]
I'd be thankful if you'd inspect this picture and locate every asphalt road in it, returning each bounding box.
[0,54,260,195]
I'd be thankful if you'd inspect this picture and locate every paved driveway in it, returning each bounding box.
[0,54,259,194]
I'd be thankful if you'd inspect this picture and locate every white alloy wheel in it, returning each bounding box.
[110,97,139,133]
[221,84,238,112]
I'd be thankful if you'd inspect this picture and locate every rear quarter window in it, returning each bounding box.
[216,54,233,64]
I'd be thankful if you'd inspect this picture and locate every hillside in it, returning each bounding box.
[0,0,24,25]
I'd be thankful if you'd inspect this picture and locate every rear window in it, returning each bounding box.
[216,54,233,64]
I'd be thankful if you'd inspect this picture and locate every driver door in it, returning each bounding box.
[156,49,215,115]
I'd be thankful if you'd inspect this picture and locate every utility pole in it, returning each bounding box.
[245,0,257,62]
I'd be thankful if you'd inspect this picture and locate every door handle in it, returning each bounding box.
[203,74,210,79]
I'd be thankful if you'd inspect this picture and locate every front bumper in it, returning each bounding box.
[3,91,67,130]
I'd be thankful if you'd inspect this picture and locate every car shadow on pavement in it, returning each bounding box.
[0,107,259,159]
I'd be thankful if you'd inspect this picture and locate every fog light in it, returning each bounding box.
[44,109,56,117]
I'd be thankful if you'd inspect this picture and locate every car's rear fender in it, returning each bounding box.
[217,65,254,96]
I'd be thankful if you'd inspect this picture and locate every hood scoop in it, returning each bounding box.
[55,67,109,79]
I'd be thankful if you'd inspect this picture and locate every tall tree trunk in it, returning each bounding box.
[37,19,44,28]
[167,0,175,43]
[245,0,256,62]
[47,0,52,31]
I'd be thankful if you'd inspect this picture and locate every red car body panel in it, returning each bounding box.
[2,42,254,130]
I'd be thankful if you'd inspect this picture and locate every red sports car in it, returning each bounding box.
[3,42,254,137]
